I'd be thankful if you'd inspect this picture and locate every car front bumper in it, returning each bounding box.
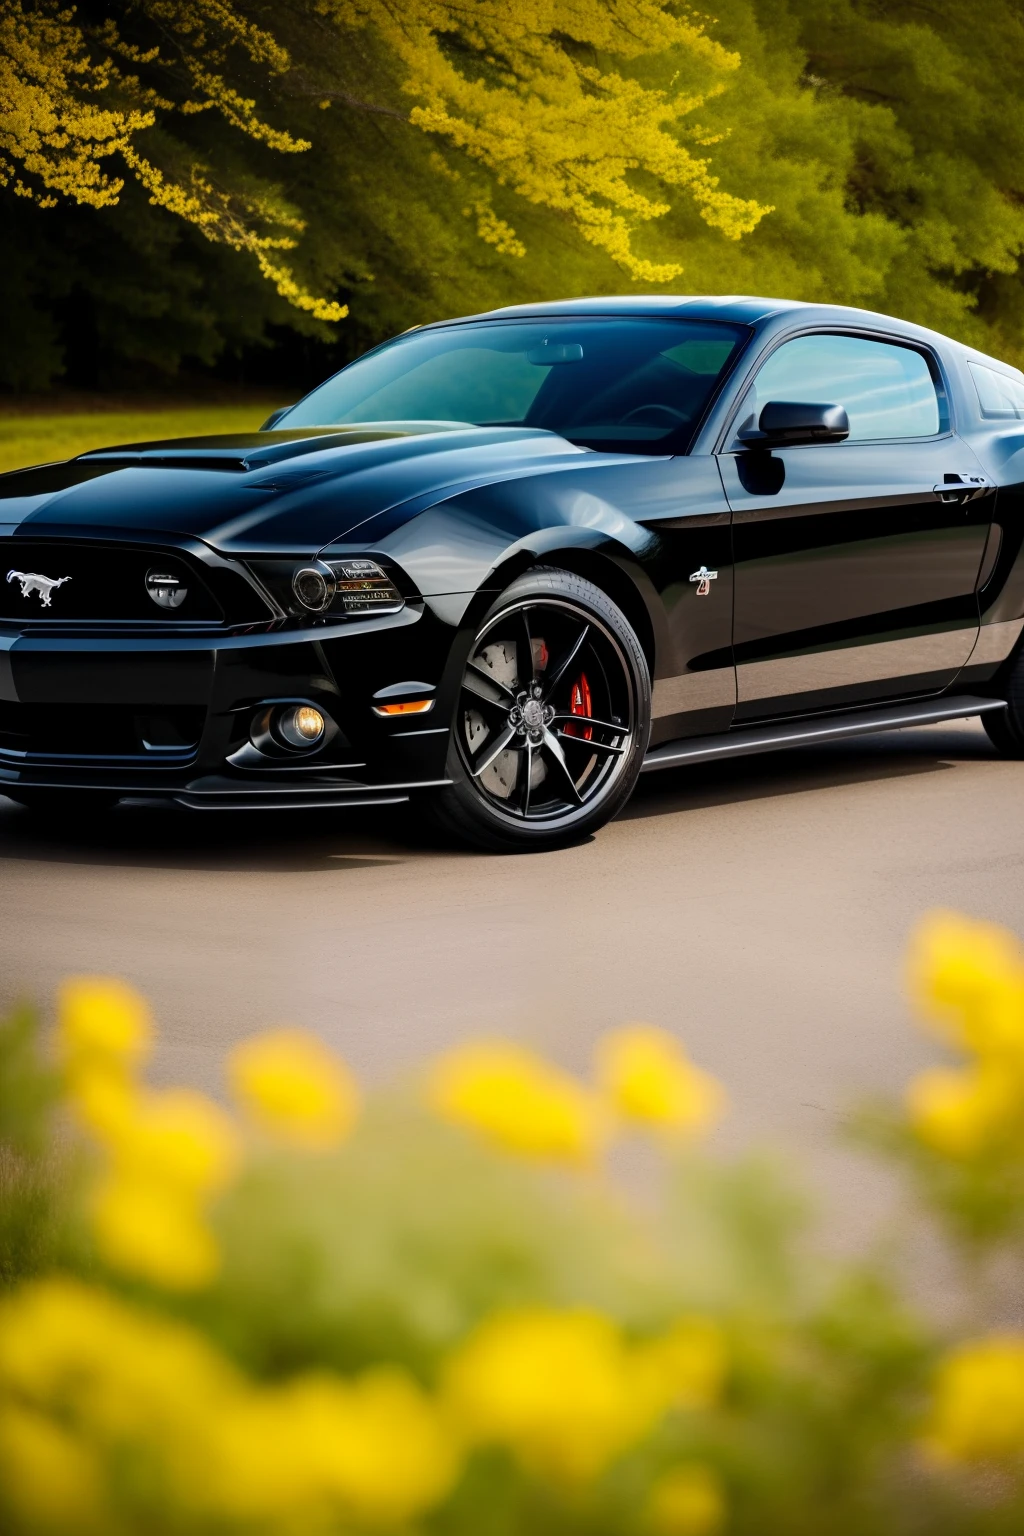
[0,602,464,809]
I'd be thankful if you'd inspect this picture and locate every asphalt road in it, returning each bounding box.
[3,718,1022,1292]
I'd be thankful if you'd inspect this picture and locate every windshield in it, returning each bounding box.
[280,318,749,454]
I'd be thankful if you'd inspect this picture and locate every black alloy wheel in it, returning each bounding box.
[433,568,651,851]
[984,643,1024,757]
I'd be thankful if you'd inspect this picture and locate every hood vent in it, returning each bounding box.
[76,425,455,474]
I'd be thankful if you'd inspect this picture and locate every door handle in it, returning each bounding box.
[934,475,991,505]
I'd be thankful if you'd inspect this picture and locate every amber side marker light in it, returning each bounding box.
[373,699,434,717]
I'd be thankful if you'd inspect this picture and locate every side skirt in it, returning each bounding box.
[641,694,1007,774]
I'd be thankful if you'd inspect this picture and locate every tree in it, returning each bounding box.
[0,0,769,342]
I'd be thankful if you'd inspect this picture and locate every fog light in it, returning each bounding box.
[276,704,325,749]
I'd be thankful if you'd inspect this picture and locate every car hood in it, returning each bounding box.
[0,424,593,554]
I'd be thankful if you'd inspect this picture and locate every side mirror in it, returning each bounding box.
[260,407,293,431]
[739,401,850,448]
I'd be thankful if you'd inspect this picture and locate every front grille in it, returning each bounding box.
[1,542,222,624]
[0,702,205,764]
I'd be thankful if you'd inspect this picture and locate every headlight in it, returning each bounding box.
[292,563,336,612]
[326,559,404,615]
[248,557,407,620]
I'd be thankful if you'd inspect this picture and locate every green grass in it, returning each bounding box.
[0,399,289,477]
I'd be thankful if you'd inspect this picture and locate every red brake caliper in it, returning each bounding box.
[565,672,593,740]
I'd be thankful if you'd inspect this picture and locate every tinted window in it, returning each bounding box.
[969,361,1024,419]
[735,333,943,442]
[281,319,749,454]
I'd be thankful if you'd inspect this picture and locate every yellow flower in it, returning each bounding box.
[0,1277,238,1441]
[427,1041,607,1165]
[91,1175,221,1290]
[630,1319,727,1420]
[644,1464,725,1536]
[58,976,152,1076]
[596,1025,726,1137]
[444,1307,637,1481]
[906,1064,1019,1158]
[925,1335,1024,1462]
[212,1369,459,1524]
[907,912,1024,1064]
[67,1064,139,1144]
[227,1029,359,1149]
[0,1403,105,1531]
[109,1088,242,1195]
[0,1278,459,1529]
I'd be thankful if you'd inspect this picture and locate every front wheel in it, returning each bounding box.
[432,569,651,852]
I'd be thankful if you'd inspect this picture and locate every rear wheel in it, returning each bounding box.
[984,647,1024,757]
[432,569,651,852]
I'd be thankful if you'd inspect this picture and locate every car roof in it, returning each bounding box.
[409,296,1022,382]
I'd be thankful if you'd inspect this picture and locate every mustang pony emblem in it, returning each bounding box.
[7,570,72,607]
[689,565,718,597]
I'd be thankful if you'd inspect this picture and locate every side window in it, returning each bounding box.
[734,333,944,443]
[969,361,1024,419]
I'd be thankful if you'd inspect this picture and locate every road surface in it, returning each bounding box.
[3,718,1021,1293]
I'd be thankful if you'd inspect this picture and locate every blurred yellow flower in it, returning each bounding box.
[596,1025,726,1137]
[222,1370,457,1523]
[0,1277,238,1440]
[907,912,1024,1064]
[644,1464,725,1536]
[58,976,153,1076]
[906,1064,1018,1158]
[631,1318,727,1420]
[0,1278,460,1531]
[444,1307,638,1481]
[110,1088,242,1195]
[0,1403,105,1531]
[427,1041,607,1165]
[925,1335,1024,1462]
[227,1028,359,1149]
[91,1175,221,1290]
[67,1064,139,1144]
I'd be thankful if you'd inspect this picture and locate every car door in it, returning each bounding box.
[717,331,995,720]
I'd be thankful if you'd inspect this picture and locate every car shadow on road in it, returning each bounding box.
[0,724,1001,872]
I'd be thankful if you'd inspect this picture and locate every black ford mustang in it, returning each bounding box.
[3,295,1024,850]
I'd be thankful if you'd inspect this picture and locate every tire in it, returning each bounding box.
[430,567,651,852]
[984,646,1024,757]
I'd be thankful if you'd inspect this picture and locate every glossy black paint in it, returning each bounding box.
[2,294,1023,810]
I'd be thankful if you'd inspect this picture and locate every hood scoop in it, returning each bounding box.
[76,426,441,474]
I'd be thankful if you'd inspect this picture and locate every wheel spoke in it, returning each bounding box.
[471,724,518,778]
[555,729,625,758]
[516,607,536,693]
[542,622,590,702]
[520,738,534,818]
[550,713,625,735]
[540,726,584,805]
[464,662,516,707]
[462,684,509,727]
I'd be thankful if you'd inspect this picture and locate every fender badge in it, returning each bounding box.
[689,565,718,597]
[7,570,71,607]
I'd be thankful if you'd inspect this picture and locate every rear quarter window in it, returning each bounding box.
[969,361,1024,419]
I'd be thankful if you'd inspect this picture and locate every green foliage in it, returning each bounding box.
[4,0,1024,391]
